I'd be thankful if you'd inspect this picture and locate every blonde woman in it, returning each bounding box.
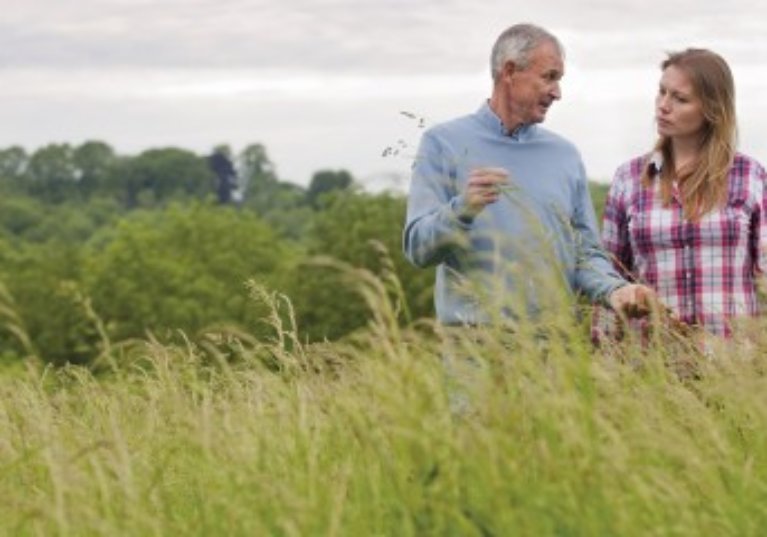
[593,48,767,340]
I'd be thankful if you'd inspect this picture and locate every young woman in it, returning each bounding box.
[593,48,767,341]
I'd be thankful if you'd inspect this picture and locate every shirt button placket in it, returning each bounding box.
[684,231,695,323]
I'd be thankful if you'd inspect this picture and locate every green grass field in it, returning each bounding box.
[2,279,767,536]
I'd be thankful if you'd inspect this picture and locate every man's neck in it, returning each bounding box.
[488,94,524,134]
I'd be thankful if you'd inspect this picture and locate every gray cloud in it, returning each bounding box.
[3,0,762,73]
[1,0,470,72]
[1,0,766,187]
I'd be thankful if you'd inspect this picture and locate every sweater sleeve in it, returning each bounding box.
[402,129,473,268]
[570,161,627,305]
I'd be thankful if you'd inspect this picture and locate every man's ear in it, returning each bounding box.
[502,60,517,81]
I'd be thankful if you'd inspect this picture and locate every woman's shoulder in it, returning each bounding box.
[611,153,652,188]
[615,152,652,173]
[733,152,767,178]
[728,153,767,205]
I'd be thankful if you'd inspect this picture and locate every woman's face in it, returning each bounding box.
[655,65,706,141]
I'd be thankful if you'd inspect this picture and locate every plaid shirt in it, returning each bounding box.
[593,152,767,339]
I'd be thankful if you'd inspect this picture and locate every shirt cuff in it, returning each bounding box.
[450,194,475,227]
[601,280,629,309]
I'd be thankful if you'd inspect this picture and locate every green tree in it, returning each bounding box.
[236,143,310,238]
[286,191,433,341]
[239,143,283,209]
[0,191,122,244]
[84,202,299,342]
[1,241,98,365]
[239,143,276,187]
[257,182,313,240]
[72,141,117,197]
[26,143,78,203]
[117,148,215,208]
[306,169,354,208]
[0,195,44,238]
[0,146,28,189]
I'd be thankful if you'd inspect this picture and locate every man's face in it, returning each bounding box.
[504,41,564,125]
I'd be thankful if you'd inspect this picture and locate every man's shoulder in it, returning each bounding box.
[533,126,577,150]
[425,112,479,138]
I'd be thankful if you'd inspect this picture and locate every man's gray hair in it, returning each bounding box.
[490,23,564,81]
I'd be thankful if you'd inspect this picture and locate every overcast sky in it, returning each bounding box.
[2,0,766,190]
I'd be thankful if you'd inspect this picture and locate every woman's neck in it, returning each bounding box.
[670,136,702,175]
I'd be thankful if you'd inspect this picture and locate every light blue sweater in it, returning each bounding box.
[403,102,626,325]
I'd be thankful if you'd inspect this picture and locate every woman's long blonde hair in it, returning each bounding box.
[641,48,737,221]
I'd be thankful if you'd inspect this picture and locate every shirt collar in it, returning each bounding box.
[648,151,664,176]
[648,151,681,201]
[476,101,535,140]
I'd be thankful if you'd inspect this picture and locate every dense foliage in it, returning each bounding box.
[0,142,435,365]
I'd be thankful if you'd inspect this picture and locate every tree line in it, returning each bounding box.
[0,141,434,366]
[0,141,610,367]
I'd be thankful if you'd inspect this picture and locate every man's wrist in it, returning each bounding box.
[604,281,629,309]
[450,195,476,225]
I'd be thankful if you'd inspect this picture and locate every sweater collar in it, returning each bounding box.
[477,101,535,140]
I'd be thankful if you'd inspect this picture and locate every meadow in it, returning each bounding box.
[2,272,767,536]
[1,144,765,535]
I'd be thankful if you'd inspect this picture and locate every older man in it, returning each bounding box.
[403,23,652,326]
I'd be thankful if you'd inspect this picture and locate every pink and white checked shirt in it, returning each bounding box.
[593,152,767,339]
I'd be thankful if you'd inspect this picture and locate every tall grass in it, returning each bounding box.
[2,269,767,536]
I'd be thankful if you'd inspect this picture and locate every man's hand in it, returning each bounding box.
[608,284,657,318]
[462,167,509,219]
